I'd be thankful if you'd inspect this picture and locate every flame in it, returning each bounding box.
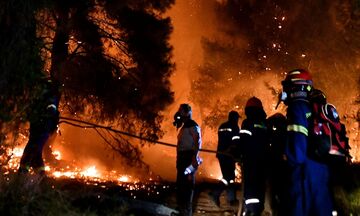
[81,166,99,178]
[118,175,129,182]
[1,146,145,186]
[52,150,61,160]
[12,147,24,157]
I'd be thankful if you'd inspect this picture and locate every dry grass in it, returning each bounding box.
[0,172,98,216]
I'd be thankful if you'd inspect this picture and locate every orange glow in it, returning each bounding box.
[81,166,99,178]
[118,175,130,183]
[52,150,61,160]
[12,147,24,157]
[2,0,358,187]
[1,144,145,185]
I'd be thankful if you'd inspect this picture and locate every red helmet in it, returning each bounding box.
[283,69,313,86]
[245,97,263,109]
[282,69,313,94]
[245,97,266,119]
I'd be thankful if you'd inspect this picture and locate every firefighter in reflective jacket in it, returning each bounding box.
[209,110,240,206]
[19,78,60,175]
[174,104,202,216]
[279,69,332,216]
[238,97,268,216]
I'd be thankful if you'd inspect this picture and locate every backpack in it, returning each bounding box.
[308,90,352,163]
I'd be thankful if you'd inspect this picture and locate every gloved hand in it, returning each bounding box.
[184,164,196,175]
[184,155,203,175]
[275,91,288,109]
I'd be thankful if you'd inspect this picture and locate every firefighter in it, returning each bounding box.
[279,69,332,216]
[266,113,287,215]
[19,78,60,175]
[238,97,268,216]
[208,110,240,207]
[309,88,351,216]
[174,104,202,216]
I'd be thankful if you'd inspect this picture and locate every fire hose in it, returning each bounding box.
[58,116,233,156]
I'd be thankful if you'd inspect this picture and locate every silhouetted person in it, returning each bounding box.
[19,78,60,175]
[209,110,240,207]
[266,113,287,215]
[174,104,202,216]
[237,97,268,216]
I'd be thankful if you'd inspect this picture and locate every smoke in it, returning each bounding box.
[155,0,360,180]
[50,0,360,182]
[52,125,140,176]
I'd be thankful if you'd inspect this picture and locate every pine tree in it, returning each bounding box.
[0,0,175,168]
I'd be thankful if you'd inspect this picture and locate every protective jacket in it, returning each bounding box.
[239,117,268,215]
[283,99,332,216]
[266,113,287,214]
[217,121,240,159]
[19,82,59,174]
[210,120,239,204]
[176,119,201,216]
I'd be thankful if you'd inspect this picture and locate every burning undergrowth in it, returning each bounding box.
[0,169,176,216]
[0,116,164,186]
[0,121,178,215]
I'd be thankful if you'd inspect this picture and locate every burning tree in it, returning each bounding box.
[190,0,360,152]
[0,0,176,171]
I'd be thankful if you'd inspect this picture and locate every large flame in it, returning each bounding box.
[3,142,140,186]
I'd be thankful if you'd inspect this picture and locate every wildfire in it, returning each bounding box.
[12,147,24,157]
[118,175,129,182]
[52,150,61,160]
[3,146,141,186]
[0,145,176,204]
[81,166,99,178]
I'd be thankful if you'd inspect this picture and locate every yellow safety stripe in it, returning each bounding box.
[254,124,266,129]
[20,165,30,170]
[38,166,46,171]
[287,124,308,136]
[219,128,232,132]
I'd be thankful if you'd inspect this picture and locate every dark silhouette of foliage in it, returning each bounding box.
[0,1,44,122]
[0,0,175,168]
[45,0,175,140]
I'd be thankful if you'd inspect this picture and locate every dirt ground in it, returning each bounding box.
[157,181,273,216]
[37,176,275,216]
